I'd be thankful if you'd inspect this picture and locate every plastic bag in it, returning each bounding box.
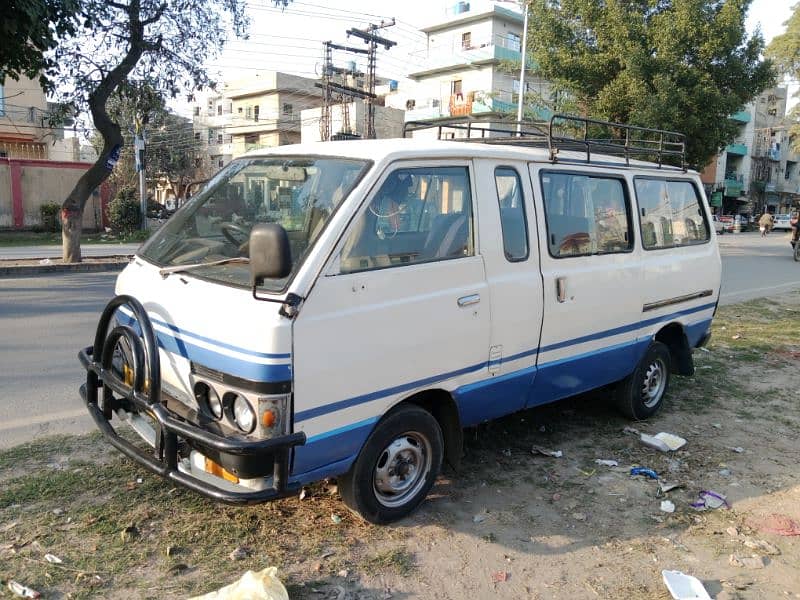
[189,567,289,600]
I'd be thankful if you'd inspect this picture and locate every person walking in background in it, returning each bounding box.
[759,212,773,237]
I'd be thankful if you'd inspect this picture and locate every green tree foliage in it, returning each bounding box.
[526,0,775,167]
[0,0,79,90]
[767,3,800,152]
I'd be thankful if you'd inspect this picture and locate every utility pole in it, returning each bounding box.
[516,1,529,135]
[348,19,396,139]
[134,117,147,230]
[318,41,370,141]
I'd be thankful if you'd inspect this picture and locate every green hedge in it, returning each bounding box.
[107,187,141,234]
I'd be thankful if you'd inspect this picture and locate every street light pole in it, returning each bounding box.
[516,0,529,135]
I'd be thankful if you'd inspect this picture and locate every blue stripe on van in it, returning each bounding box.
[118,307,291,360]
[117,312,292,382]
[292,417,378,476]
[294,304,716,424]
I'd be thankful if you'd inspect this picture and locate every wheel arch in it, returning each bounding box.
[654,322,694,376]
[386,388,463,471]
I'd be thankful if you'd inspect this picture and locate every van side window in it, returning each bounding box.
[635,178,709,249]
[495,167,529,261]
[340,166,473,273]
[540,172,631,258]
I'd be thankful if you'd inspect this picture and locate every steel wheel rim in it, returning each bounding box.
[640,358,667,408]
[373,431,432,508]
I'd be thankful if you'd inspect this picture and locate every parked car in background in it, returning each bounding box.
[773,214,793,231]
[711,215,724,234]
[718,215,735,233]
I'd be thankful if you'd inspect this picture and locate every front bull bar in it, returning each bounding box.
[78,294,306,504]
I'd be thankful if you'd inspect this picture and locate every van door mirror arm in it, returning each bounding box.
[251,289,304,318]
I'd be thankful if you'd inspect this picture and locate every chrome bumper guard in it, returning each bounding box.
[78,295,306,505]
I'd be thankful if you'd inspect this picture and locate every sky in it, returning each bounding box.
[180,0,797,116]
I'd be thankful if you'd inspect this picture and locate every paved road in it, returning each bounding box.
[717,230,800,304]
[1,233,799,448]
[0,272,116,447]
[0,243,141,260]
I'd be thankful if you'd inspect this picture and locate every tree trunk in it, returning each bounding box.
[61,207,83,263]
[59,0,147,262]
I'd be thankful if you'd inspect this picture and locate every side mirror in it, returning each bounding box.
[250,224,292,286]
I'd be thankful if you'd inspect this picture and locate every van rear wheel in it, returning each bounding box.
[614,341,671,420]
[339,405,443,524]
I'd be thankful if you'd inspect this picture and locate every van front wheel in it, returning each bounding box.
[614,341,671,420]
[339,405,443,524]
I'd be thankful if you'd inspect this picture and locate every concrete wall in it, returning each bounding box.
[0,158,105,230]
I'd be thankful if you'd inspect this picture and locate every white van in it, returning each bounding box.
[79,116,721,523]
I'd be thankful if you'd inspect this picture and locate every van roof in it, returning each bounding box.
[245,138,698,175]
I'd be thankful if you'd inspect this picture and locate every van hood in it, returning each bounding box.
[114,258,293,403]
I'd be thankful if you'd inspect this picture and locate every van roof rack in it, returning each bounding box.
[402,113,686,171]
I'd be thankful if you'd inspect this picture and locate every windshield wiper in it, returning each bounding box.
[159,257,249,279]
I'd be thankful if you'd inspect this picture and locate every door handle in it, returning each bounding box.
[556,277,567,303]
[458,294,480,307]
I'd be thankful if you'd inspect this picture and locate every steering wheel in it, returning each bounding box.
[220,222,251,255]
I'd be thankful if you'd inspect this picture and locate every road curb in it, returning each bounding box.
[0,258,130,278]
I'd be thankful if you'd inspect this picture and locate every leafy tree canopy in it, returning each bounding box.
[526,0,775,167]
[0,0,80,89]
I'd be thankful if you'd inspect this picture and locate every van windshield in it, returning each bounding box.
[139,156,369,291]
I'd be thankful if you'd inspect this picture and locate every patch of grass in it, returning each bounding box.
[360,547,415,577]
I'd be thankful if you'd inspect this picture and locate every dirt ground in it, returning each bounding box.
[1,293,800,599]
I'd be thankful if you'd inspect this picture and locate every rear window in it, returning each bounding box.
[634,178,710,249]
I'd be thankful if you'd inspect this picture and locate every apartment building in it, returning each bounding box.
[403,1,549,125]
[0,75,73,160]
[702,87,798,216]
[191,72,323,174]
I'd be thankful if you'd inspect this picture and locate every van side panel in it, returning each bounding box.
[528,165,645,406]
[455,159,544,427]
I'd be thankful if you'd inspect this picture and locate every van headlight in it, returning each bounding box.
[227,393,256,434]
[258,394,290,437]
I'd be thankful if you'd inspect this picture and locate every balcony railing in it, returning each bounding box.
[726,143,748,156]
[409,33,521,76]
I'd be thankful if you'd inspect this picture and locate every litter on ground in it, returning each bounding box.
[661,569,712,600]
[641,432,687,452]
[532,446,563,458]
[691,490,729,510]
[630,467,659,480]
[189,567,289,600]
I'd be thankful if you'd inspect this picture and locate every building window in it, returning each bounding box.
[217,133,223,144]
[217,104,222,115]
[193,106,200,117]
[194,132,201,141]
[238,107,243,114]
[461,32,471,50]
[282,103,293,116]
[507,32,521,52]
[451,80,462,96]
[207,128,215,144]
[218,159,224,168]
[254,105,260,122]
[540,171,633,257]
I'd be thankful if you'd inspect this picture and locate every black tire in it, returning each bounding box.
[339,405,443,524]
[614,341,671,420]
[794,242,800,262]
